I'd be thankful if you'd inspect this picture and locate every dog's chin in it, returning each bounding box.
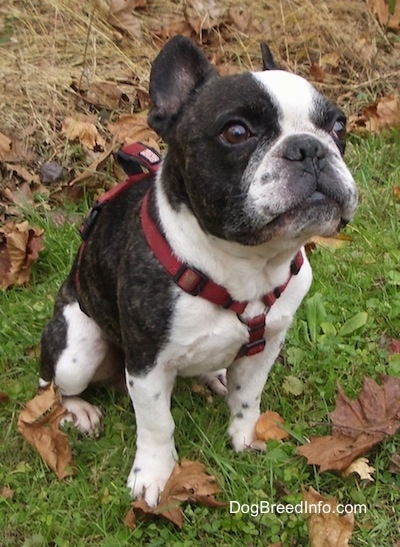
[228,196,347,246]
[262,196,345,243]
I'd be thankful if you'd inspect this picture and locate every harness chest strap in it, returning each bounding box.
[140,190,304,359]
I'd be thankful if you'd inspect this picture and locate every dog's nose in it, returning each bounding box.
[282,135,326,169]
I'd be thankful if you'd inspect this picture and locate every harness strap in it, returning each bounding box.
[141,190,304,359]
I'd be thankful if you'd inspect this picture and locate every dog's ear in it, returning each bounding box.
[148,35,217,140]
[260,43,279,70]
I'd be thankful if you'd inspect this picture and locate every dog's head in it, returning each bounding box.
[148,36,357,247]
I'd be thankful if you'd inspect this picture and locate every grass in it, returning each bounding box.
[1,131,400,546]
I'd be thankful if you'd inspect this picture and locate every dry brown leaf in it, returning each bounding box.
[302,486,355,547]
[394,187,400,201]
[0,221,45,289]
[309,63,325,83]
[348,94,400,134]
[184,0,226,35]
[124,458,225,529]
[82,82,124,109]
[62,116,106,150]
[107,113,160,149]
[297,433,380,472]
[18,383,75,480]
[108,0,146,40]
[69,137,117,186]
[298,376,400,472]
[0,487,14,499]
[389,452,400,473]
[0,392,10,403]
[342,457,375,481]
[255,410,289,441]
[368,0,400,30]
[0,132,16,162]
[330,375,400,438]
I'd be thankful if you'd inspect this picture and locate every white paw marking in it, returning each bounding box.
[127,448,177,507]
[198,369,228,396]
[228,416,260,452]
[61,396,103,437]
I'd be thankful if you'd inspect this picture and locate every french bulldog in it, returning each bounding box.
[38,35,357,506]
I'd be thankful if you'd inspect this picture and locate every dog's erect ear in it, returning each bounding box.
[260,43,279,70]
[147,35,217,140]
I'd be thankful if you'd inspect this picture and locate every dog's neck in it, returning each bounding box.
[154,164,305,302]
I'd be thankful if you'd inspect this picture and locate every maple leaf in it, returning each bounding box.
[18,383,75,480]
[298,376,400,472]
[330,375,400,438]
[302,486,354,546]
[124,458,225,529]
[255,410,289,441]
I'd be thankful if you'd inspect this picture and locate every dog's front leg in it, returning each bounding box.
[226,332,285,451]
[126,364,178,507]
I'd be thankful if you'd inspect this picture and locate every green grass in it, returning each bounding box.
[1,132,399,546]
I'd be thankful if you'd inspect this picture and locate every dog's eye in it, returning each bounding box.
[330,119,346,142]
[221,123,251,145]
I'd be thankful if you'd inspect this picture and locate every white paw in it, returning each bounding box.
[61,396,103,437]
[198,369,228,396]
[228,416,261,452]
[127,449,177,507]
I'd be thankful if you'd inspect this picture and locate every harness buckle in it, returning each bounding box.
[173,265,209,296]
[238,338,266,358]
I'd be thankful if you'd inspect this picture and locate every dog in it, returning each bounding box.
[38,35,357,507]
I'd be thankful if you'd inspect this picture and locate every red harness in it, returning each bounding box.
[76,143,304,359]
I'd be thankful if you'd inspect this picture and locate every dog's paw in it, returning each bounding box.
[228,416,263,452]
[127,450,177,507]
[61,396,103,437]
[198,369,227,396]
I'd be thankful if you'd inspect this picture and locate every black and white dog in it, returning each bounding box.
[39,36,357,506]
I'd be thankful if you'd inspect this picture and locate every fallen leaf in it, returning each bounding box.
[62,115,106,150]
[342,457,375,481]
[348,94,400,134]
[0,487,14,499]
[80,82,124,109]
[387,337,400,354]
[298,375,400,472]
[302,486,355,546]
[69,137,117,186]
[18,383,75,480]
[124,458,225,529]
[389,452,400,473]
[309,63,325,83]
[308,233,352,250]
[107,113,160,148]
[0,221,45,288]
[297,433,380,472]
[0,392,10,403]
[184,0,226,36]
[255,410,289,441]
[368,0,400,30]
[108,0,146,40]
[330,376,400,438]
[0,132,17,162]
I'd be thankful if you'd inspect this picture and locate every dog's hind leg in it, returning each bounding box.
[39,290,111,437]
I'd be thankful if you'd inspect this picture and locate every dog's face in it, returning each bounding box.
[148,37,357,247]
